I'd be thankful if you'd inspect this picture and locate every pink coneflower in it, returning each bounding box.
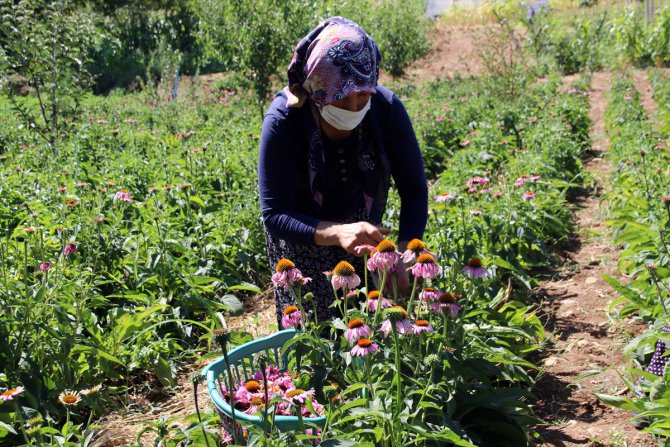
[413,320,434,334]
[529,117,537,124]
[431,293,463,317]
[435,193,455,203]
[104,181,117,187]
[470,210,482,216]
[281,306,302,329]
[0,386,24,401]
[39,262,52,272]
[365,290,391,312]
[351,338,379,357]
[23,226,35,232]
[493,191,503,198]
[57,186,67,192]
[462,257,491,278]
[467,176,490,186]
[330,261,361,291]
[514,174,530,187]
[523,191,536,201]
[467,186,478,194]
[460,139,471,147]
[409,253,442,279]
[401,239,436,264]
[367,240,400,272]
[345,318,372,342]
[64,242,77,256]
[530,174,541,181]
[272,258,311,288]
[354,244,375,256]
[76,182,88,188]
[92,216,105,224]
[380,306,413,338]
[420,287,441,302]
[114,190,133,203]
[284,388,315,405]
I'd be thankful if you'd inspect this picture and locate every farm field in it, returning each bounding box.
[1,1,670,446]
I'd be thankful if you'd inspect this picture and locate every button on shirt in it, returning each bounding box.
[318,133,365,220]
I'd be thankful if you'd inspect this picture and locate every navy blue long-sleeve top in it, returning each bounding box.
[258,85,428,246]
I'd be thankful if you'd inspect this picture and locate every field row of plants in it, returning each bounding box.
[525,5,670,74]
[0,64,593,445]
[595,70,670,441]
[202,71,594,446]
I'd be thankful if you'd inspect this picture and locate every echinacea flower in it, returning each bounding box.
[431,292,463,317]
[272,258,311,289]
[284,388,315,405]
[409,253,442,279]
[351,338,379,356]
[39,262,52,272]
[330,261,361,292]
[420,287,441,302]
[380,306,413,338]
[63,242,77,256]
[401,239,436,264]
[462,257,491,278]
[345,318,372,342]
[281,306,302,329]
[365,290,391,312]
[114,190,133,203]
[58,391,80,406]
[367,240,400,272]
[413,319,434,334]
[80,384,103,396]
[523,191,536,201]
[435,193,455,203]
[469,210,482,216]
[514,174,529,187]
[245,380,261,393]
[354,244,375,256]
[0,387,24,401]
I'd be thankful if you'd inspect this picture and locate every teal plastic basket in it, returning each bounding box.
[201,329,327,436]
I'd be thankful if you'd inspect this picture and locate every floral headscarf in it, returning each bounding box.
[284,17,381,108]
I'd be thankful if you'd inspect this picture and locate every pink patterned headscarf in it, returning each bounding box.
[284,17,381,108]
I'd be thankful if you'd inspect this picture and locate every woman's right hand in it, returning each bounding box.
[315,221,391,255]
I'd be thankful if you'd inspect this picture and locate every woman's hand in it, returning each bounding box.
[315,221,391,255]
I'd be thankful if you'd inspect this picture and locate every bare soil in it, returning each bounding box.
[532,71,658,446]
[92,27,664,447]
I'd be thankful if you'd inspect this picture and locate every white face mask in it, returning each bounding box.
[319,99,371,131]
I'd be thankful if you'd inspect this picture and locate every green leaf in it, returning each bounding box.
[152,355,177,387]
[228,282,262,293]
[70,346,124,366]
[221,294,244,315]
[0,421,16,435]
[594,393,642,412]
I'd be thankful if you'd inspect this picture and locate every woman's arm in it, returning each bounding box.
[258,111,321,245]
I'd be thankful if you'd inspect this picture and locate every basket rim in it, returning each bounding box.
[201,329,327,426]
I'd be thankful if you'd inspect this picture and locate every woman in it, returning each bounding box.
[258,17,428,325]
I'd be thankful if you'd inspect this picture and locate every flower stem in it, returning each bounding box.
[392,324,402,421]
[406,276,419,319]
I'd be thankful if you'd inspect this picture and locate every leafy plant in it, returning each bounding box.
[0,0,96,153]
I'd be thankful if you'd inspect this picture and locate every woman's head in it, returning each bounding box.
[286,17,381,109]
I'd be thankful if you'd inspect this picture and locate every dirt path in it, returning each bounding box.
[532,72,656,446]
